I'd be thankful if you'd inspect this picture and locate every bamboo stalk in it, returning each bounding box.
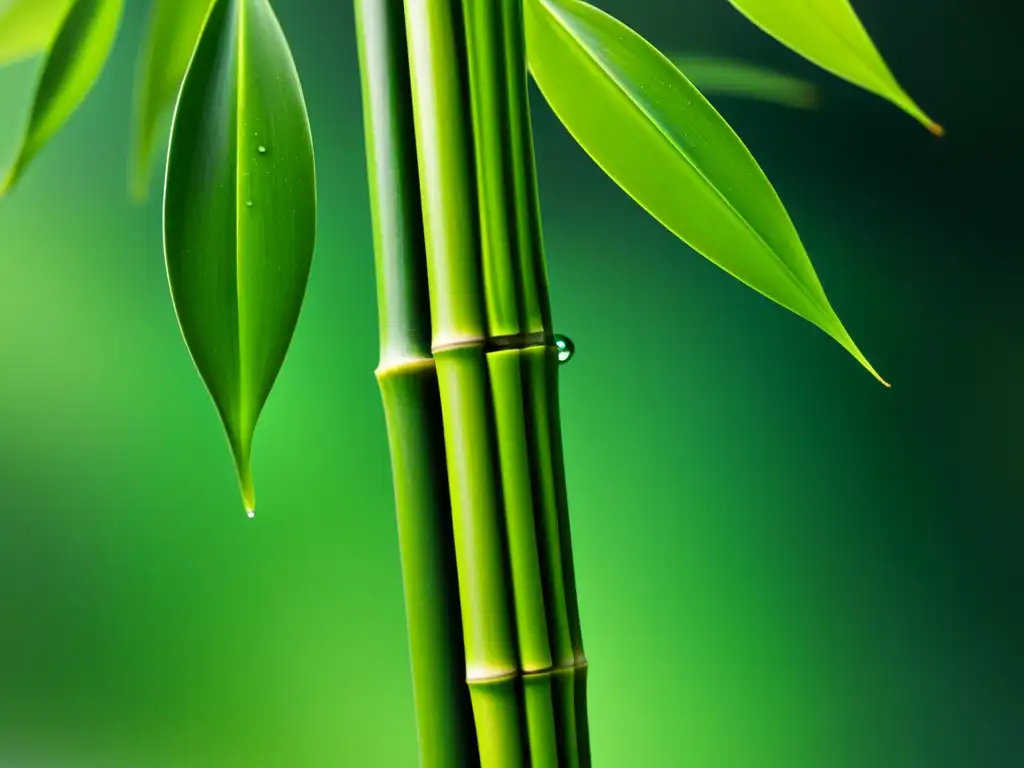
[402,0,530,764]
[500,1,593,759]
[477,1,591,764]
[461,1,587,765]
[354,3,479,766]
[461,0,567,765]
[404,0,591,765]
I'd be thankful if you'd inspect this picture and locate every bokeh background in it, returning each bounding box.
[1,0,1020,765]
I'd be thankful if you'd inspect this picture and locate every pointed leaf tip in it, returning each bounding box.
[237,457,256,516]
[2,0,123,196]
[164,0,315,512]
[526,0,884,382]
[727,0,940,133]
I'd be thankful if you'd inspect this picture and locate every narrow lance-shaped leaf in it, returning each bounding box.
[0,0,123,196]
[131,0,213,200]
[0,0,74,66]
[164,0,317,514]
[727,0,942,135]
[672,55,819,110]
[525,0,887,385]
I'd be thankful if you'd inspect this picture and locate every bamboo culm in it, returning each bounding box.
[402,0,591,765]
[354,2,479,765]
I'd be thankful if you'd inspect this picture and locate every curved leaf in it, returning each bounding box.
[525,0,887,385]
[0,0,74,66]
[131,0,212,200]
[671,55,819,109]
[163,0,317,514]
[0,0,123,196]
[728,0,942,135]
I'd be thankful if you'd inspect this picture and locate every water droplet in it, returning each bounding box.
[246,509,255,519]
[245,200,253,207]
[257,145,267,154]
[554,334,575,364]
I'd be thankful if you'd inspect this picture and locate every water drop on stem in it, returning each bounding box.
[554,334,575,364]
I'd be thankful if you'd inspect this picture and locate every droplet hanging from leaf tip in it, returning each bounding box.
[237,458,256,518]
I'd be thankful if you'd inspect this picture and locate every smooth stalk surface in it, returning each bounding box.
[355,2,478,765]
[404,1,528,763]
[405,0,590,764]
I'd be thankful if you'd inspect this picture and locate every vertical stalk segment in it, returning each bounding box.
[355,2,479,765]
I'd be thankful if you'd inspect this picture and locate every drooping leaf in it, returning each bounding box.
[0,0,74,66]
[525,0,887,385]
[131,0,212,200]
[671,55,819,109]
[0,0,123,196]
[727,0,941,134]
[163,0,316,513]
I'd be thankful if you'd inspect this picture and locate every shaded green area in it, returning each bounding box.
[1,0,1020,766]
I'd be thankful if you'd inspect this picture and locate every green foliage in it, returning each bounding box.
[525,0,887,384]
[0,0,123,196]
[162,0,316,513]
[727,0,942,134]
[0,0,944,504]
[671,55,819,109]
[131,0,212,199]
[0,0,73,66]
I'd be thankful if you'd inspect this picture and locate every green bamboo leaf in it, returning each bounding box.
[163,0,316,514]
[0,0,74,66]
[727,0,942,134]
[671,55,819,109]
[0,0,123,196]
[525,0,887,385]
[131,0,213,200]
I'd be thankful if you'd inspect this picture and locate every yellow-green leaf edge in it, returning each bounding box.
[728,0,943,135]
[0,0,124,196]
[0,0,75,66]
[526,0,888,386]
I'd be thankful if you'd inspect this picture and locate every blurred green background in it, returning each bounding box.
[1,0,1020,765]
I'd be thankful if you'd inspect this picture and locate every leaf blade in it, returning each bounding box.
[0,0,74,66]
[728,0,941,134]
[163,0,316,512]
[131,0,213,200]
[0,0,123,196]
[671,55,819,109]
[525,0,886,385]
